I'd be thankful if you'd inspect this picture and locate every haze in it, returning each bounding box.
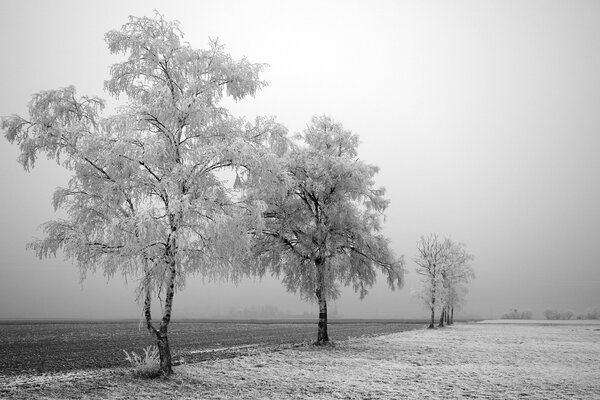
[1,0,599,320]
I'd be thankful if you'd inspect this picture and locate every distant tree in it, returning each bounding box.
[247,116,405,344]
[587,307,600,320]
[544,309,576,320]
[1,12,286,376]
[414,234,446,329]
[414,234,473,328]
[440,242,474,325]
[501,309,532,319]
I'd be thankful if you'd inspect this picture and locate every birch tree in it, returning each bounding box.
[440,242,474,325]
[248,116,405,344]
[414,234,473,328]
[1,12,285,376]
[414,234,446,329]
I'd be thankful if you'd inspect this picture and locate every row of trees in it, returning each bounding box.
[498,308,600,320]
[544,308,600,320]
[2,13,404,376]
[413,234,474,329]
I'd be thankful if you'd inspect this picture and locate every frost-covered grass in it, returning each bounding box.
[479,319,600,325]
[2,322,599,399]
[123,345,160,378]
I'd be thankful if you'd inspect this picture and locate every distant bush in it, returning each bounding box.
[123,345,160,378]
[501,309,532,320]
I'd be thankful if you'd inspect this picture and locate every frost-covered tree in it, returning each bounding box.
[248,116,405,344]
[1,12,285,376]
[414,234,473,328]
[439,240,474,325]
[501,309,532,320]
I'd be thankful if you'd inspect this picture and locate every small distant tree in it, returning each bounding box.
[2,12,286,376]
[586,307,600,320]
[501,309,532,319]
[248,116,405,344]
[544,309,576,320]
[440,242,474,325]
[414,234,473,328]
[545,307,600,320]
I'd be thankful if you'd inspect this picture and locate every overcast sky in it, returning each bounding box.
[1,0,599,320]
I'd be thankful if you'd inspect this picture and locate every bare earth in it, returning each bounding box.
[2,321,599,399]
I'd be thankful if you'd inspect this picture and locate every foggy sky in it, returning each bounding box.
[1,0,599,320]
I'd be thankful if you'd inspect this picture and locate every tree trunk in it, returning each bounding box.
[428,305,435,329]
[428,306,435,328]
[438,307,445,327]
[314,257,329,344]
[143,281,174,376]
[445,307,450,325]
[156,259,177,376]
[315,288,329,344]
[450,307,454,325]
[142,265,174,376]
[156,326,173,376]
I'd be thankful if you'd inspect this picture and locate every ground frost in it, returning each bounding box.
[1,322,599,399]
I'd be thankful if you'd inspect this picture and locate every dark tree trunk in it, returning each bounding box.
[428,305,435,329]
[450,307,454,325]
[316,288,329,344]
[438,307,445,327]
[445,307,450,325]
[156,259,176,376]
[143,256,177,377]
[428,291,436,329]
[314,257,329,344]
[156,327,173,376]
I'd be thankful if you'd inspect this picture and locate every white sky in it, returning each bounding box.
[1,0,599,320]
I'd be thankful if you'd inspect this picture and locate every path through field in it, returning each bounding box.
[1,322,599,399]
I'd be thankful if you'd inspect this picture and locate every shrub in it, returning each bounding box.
[123,345,160,378]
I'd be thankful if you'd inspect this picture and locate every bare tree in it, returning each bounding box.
[414,234,473,328]
[440,241,474,325]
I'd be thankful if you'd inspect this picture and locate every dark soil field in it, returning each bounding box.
[0,319,425,375]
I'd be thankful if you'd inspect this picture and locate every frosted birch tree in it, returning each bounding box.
[440,242,474,325]
[414,234,446,329]
[414,234,473,328]
[247,116,405,344]
[1,12,285,376]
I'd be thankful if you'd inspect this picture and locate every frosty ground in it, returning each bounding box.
[2,321,599,399]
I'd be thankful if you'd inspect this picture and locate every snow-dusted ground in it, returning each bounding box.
[479,319,600,325]
[2,322,599,399]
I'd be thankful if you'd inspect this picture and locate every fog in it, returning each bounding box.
[1,0,599,320]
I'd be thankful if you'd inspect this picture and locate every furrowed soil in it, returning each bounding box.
[2,321,598,399]
[0,319,424,375]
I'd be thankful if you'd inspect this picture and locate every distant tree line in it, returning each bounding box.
[544,307,600,320]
